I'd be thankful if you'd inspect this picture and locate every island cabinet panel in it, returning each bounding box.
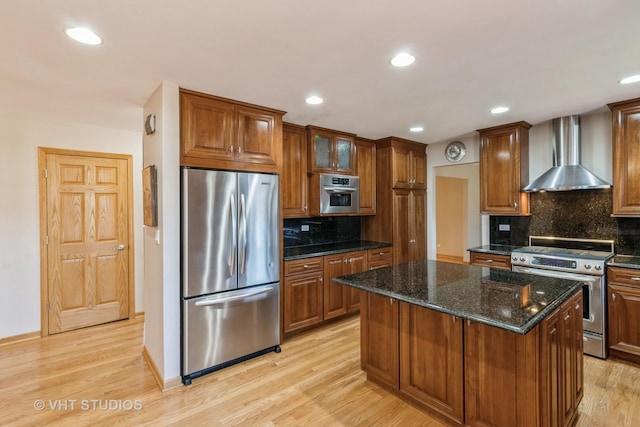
[539,292,583,427]
[608,97,640,216]
[399,303,464,425]
[465,320,540,427]
[323,251,367,319]
[360,292,399,388]
[607,266,640,364]
[180,89,284,173]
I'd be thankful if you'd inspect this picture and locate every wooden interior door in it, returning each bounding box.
[41,149,131,334]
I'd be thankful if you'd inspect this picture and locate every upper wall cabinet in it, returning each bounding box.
[478,121,531,215]
[180,89,285,173]
[355,137,376,215]
[377,137,426,190]
[307,126,356,175]
[282,123,309,218]
[609,97,640,216]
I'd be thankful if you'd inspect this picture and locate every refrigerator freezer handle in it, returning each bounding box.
[240,193,247,275]
[229,194,237,276]
[194,286,274,306]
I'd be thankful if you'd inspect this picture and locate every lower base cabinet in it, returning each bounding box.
[360,291,583,427]
[608,267,640,364]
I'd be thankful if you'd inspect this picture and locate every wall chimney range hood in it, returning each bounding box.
[523,115,611,192]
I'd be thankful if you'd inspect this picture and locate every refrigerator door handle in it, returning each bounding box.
[194,286,274,306]
[239,193,247,275]
[229,194,237,276]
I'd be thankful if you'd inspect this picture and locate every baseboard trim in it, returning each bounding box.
[142,345,182,391]
[134,311,145,320]
[0,330,40,347]
[436,254,467,265]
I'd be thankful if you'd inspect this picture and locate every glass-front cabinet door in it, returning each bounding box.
[307,126,355,174]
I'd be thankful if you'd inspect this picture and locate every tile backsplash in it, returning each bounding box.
[490,189,640,254]
[284,217,361,248]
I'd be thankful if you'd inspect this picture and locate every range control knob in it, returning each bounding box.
[595,265,602,271]
[584,264,592,270]
[512,256,518,261]
[520,257,526,262]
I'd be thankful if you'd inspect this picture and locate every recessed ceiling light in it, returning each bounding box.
[390,53,415,67]
[619,74,640,84]
[490,106,510,114]
[409,126,424,132]
[65,27,103,45]
[305,95,323,105]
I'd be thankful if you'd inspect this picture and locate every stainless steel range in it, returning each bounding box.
[511,236,614,359]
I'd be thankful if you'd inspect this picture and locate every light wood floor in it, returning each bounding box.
[0,316,638,426]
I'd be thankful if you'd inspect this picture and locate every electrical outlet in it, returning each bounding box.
[498,224,511,232]
[301,224,310,232]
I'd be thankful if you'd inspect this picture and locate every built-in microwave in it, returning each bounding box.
[318,173,359,215]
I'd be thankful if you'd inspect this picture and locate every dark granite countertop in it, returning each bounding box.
[284,240,392,261]
[467,244,522,256]
[608,255,640,270]
[333,260,582,335]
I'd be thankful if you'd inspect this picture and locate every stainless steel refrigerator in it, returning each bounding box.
[181,167,280,385]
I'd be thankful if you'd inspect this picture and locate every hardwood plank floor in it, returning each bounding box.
[0,316,638,426]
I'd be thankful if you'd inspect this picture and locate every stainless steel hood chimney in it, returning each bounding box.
[523,115,611,192]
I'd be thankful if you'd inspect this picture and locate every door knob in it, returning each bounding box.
[114,244,126,251]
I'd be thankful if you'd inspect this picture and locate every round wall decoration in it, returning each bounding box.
[445,141,466,163]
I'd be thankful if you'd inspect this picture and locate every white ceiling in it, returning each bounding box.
[2,0,640,144]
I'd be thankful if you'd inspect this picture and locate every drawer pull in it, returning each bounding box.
[612,293,616,301]
[631,277,640,281]
[486,259,493,263]
[303,264,309,268]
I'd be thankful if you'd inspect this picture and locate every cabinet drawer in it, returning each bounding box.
[608,267,640,287]
[368,247,393,261]
[285,257,323,276]
[469,252,511,271]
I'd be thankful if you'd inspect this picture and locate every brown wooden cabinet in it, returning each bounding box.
[359,289,583,426]
[355,137,376,215]
[478,121,531,215]
[323,251,367,319]
[608,97,640,216]
[399,303,464,424]
[367,247,393,270]
[307,126,356,174]
[180,89,285,173]
[283,257,324,334]
[392,189,426,264]
[607,266,640,364]
[363,137,426,265]
[469,251,512,271]
[282,123,309,218]
[539,291,583,427]
[360,292,399,388]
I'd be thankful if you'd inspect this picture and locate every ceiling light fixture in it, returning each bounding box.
[490,106,510,114]
[409,126,424,132]
[619,74,640,85]
[65,27,103,45]
[305,95,323,105]
[390,52,415,67]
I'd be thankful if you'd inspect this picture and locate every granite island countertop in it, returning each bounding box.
[284,240,392,261]
[333,260,582,334]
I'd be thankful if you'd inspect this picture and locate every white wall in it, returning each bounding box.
[0,117,143,339]
[142,82,181,384]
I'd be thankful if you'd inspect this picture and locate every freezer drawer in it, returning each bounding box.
[182,283,280,377]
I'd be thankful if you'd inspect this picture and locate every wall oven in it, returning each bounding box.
[511,236,614,359]
[318,173,359,215]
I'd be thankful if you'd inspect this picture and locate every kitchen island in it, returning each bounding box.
[333,260,584,427]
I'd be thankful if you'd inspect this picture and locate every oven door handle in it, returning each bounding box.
[323,187,357,193]
[513,266,599,283]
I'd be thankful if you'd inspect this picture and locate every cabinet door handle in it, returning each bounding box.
[320,277,323,283]
[303,205,307,212]
[452,315,456,323]
[229,145,234,152]
[303,264,309,269]
[612,293,616,301]
[237,146,242,153]
[514,202,519,208]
